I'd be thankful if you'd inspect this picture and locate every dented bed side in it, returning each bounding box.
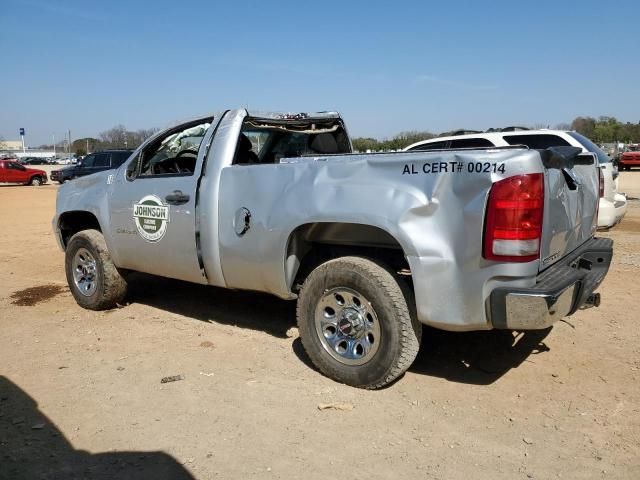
[54,109,605,332]
[214,146,554,331]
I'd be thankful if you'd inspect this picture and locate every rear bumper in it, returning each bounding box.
[488,237,613,330]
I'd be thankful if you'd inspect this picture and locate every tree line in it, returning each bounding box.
[27,115,640,156]
[569,116,640,144]
[352,116,640,152]
[37,125,159,156]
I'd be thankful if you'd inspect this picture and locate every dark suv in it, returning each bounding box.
[51,150,133,183]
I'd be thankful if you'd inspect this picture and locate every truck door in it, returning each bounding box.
[108,117,215,284]
[76,154,102,178]
[87,152,111,176]
[6,162,27,183]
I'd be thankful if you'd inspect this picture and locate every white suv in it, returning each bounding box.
[404,129,626,229]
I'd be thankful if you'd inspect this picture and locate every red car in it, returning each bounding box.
[0,159,48,185]
[619,144,640,170]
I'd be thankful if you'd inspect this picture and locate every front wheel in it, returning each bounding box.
[65,229,127,310]
[29,176,42,186]
[297,256,421,389]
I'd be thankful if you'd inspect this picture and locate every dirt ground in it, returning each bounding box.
[1,174,639,480]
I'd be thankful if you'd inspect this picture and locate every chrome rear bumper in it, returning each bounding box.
[489,237,613,330]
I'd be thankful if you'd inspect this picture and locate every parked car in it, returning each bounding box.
[53,157,73,165]
[0,159,48,185]
[51,150,133,183]
[54,109,612,389]
[20,157,51,165]
[405,128,627,229]
[619,144,640,170]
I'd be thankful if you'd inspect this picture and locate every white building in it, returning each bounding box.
[0,140,23,151]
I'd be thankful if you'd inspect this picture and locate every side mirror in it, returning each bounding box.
[126,155,139,180]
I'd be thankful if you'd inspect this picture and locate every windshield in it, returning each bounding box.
[155,123,210,159]
[567,132,610,164]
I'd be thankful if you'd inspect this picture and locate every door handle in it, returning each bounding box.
[165,190,190,205]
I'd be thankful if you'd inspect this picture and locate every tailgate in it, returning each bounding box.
[539,147,599,270]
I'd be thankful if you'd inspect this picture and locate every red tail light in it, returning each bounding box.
[483,173,544,263]
[599,167,604,198]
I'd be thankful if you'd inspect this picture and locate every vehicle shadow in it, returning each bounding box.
[127,273,296,339]
[291,327,552,386]
[0,375,194,480]
[408,327,552,385]
[128,274,551,384]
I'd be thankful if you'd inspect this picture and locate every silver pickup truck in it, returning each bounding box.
[54,109,613,388]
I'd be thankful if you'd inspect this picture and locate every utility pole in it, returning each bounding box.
[86,138,89,154]
[53,134,56,158]
[68,129,71,157]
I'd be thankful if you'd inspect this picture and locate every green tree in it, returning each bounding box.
[98,126,158,149]
[352,137,380,152]
[570,117,596,139]
[72,138,100,154]
[568,116,640,144]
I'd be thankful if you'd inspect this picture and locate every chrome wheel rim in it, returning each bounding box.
[72,248,97,296]
[314,287,381,365]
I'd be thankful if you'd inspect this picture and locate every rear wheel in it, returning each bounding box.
[29,176,42,186]
[297,256,421,389]
[65,229,127,310]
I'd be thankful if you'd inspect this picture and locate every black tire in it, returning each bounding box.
[65,229,127,310]
[29,176,42,186]
[297,256,421,389]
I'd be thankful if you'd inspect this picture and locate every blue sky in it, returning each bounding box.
[1,0,639,146]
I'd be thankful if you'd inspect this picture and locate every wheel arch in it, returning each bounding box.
[57,211,103,249]
[284,222,412,291]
